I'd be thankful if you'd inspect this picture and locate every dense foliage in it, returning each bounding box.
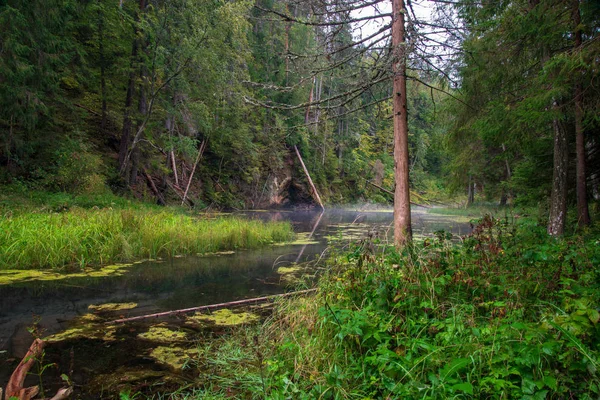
[173,215,600,399]
[0,0,451,209]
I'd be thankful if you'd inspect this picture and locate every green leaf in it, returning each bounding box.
[440,358,471,380]
[452,382,474,394]
[543,375,557,391]
[587,309,599,324]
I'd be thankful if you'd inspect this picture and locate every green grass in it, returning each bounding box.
[427,202,519,217]
[173,215,600,399]
[0,190,294,270]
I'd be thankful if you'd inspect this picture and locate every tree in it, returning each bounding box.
[392,0,412,245]
[248,0,456,247]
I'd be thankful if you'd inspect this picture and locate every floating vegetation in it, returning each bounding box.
[149,346,197,371]
[88,366,181,394]
[89,302,138,313]
[138,324,188,344]
[186,308,259,327]
[0,263,134,286]
[274,232,320,246]
[276,266,301,274]
[45,323,117,343]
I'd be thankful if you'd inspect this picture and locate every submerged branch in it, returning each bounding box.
[107,289,318,324]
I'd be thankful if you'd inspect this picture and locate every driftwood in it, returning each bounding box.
[5,338,44,400]
[4,339,73,400]
[293,145,325,210]
[142,169,165,205]
[182,140,207,206]
[107,288,317,324]
[50,387,73,400]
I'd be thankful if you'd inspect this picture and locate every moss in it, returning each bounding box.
[88,366,175,393]
[138,324,188,343]
[186,308,259,327]
[88,302,137,313]
[0,263,134,286]
[275,232,320,246]
[277,266,302,274]
[45,323,117,343]
[149,346,197,371]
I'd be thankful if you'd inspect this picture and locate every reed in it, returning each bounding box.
[0,207,293,270]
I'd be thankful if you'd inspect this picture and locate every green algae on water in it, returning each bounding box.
[89,302,137,313]
[0,263,134,286]
[186,308,259,327]
[149,346,197,371]
[277,266,301,274]
[138,324,188,343]
[45,322,117,343]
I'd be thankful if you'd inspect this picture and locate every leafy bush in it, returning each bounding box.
[261,216,600,398]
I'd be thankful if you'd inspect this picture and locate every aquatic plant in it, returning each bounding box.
[258,216,600,398]
[0,208,294,270]
[170,215,600,398]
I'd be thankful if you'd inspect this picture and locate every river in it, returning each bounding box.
[0,207,471,398]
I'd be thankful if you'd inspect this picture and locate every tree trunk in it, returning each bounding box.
[467,175,474,206]
[97,2,108,135]
[572,0,591,227]
[548,105,568,236]
[118,42,137,175]
[294,145,324,210]
[392,0,412,247]
[118,0,147,180]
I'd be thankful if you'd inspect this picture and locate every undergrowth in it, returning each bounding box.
[178,215,600,399]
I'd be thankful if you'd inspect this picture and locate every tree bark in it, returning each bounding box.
[5,338,44,400]
[392,0,412,247]
[548,104,568,236]
[97,2,108,135]
[294,145,325,210]
[572,0,591,227]
[181,140,207,206]
[118,0,147,183]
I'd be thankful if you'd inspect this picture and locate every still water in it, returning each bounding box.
[0,207,471,396]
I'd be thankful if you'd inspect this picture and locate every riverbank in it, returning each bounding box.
[171,214,600,399]
[0,189,294,271]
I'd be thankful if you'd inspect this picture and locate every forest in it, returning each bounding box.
[0,0,599,398]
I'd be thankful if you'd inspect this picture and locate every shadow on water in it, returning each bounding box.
[0,207,472,398]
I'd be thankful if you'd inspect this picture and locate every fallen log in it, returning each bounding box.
[294,145,325,210]
[107,288,318,324]
[181,139,207,206]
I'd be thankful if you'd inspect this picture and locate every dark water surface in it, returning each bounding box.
[0,208,471,396]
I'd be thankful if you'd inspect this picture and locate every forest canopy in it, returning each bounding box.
[0,0,598,232]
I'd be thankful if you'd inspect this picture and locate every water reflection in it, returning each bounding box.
[0,208,471,359]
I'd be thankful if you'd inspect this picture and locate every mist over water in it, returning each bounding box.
[0,207,470,371]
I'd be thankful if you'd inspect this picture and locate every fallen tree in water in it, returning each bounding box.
[107,288,318,324]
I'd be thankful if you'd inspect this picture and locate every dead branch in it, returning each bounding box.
[107,289,318,324]
[5,339,44,400]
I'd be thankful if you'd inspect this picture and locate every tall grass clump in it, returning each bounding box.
[0,208,293,270]
[254,216,600,398]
